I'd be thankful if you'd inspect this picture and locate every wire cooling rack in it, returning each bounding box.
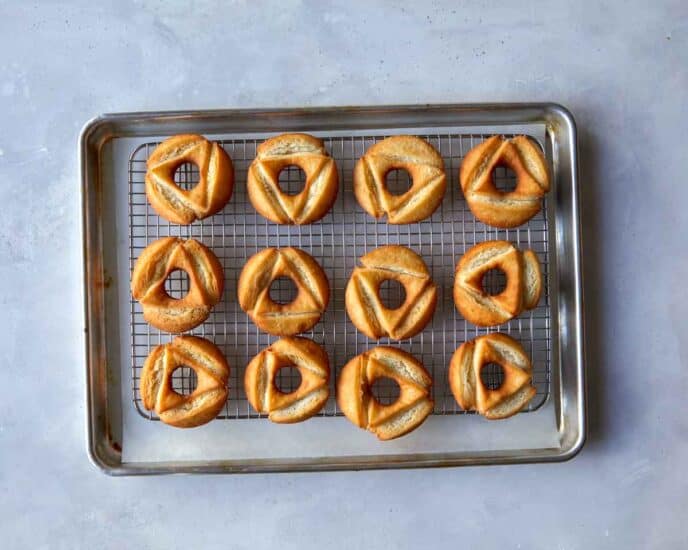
[128,132,551,419]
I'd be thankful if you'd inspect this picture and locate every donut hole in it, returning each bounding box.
[370,377,401,405]
[278,165,307,195]
[274,365,302,394]
[481,268,507,296]
[378,279,407,309]
[173,162,201,191]
[480,362,505,390]
[269,276,299,305]
[492,163,518,193]
[170,365,198,396]
[384,168,412,195]
[164,269,190,300]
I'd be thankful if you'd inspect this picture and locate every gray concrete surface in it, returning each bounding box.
[0,1,686,548]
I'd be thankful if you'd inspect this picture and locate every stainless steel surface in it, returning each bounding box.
[81,103,585,475]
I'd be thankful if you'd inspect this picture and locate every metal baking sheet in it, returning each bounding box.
[80,104,585,474]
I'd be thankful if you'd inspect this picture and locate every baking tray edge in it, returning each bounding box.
[80,103,585,475]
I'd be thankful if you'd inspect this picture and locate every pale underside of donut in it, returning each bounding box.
[249,156,337,224]
[460,135,550,228]
[247,133,338,225]
[337,347,433,440]
[140,336,229,428]
[244,337,330,423]
[354,136,447,224]
[345,245,437,340]
[454,240,542,327]
[449,333,536,420]
[145,135,233,224]
[131,237,224,333]
[238,248,329,336]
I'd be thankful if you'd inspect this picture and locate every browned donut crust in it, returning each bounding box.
[336,347,433,440]
[244,337,330,423]
[453,240,542,327]
[140,335,229,428]
[353,135,446,224]
[145,134,233,224]
[247,133,338,225]
[237,247,329,336]
[345,245,437,340]
[448,333,536,419]
[131,237,224,333]
[459,135,550,228]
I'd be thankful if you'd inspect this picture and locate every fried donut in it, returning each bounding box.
[140,335,229,428]
[460,135,550,228]
[237,247,329,336]
[345,245,437,340]
[247,133,338,224]
[454,240,542,327]
[244,337,330,423]
[337,347,433,440]
[131,237,224,333]
[145,134,233,224]
[353,135,446,224]
[449,333,536,419]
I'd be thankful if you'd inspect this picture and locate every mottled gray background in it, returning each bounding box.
[1,1,686,548]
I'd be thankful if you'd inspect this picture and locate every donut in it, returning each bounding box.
[247,133,338,224]
[237,247,329,336]
[145,134,233,224]
[345,245,437,340]
[353,135,446,224]
[131,237,224,333]
[453,240,542,327]
[337,347,433,440]
[244,337,330,423]
[460,135,550,228]
[140,335,229,428]
[448,333,536,419]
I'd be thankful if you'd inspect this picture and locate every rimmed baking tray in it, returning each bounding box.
[81,103,585,475]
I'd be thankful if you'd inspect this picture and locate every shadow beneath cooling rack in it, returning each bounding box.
[577,124,606,451]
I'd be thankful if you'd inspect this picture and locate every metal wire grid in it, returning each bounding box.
[128,132,551,420]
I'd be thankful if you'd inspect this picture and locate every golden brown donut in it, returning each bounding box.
[448,333,536,419]
[453,240,542,327]
[145,134,234,224]
[337,347,433,440]
[131,237,224,333]
[244,337,330,423]
[353,135,446,224]
[247,133,338,224]
[460,135,550,228]
[140,335,229,428]
[345,245,437,340]
[237,247,329,336]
